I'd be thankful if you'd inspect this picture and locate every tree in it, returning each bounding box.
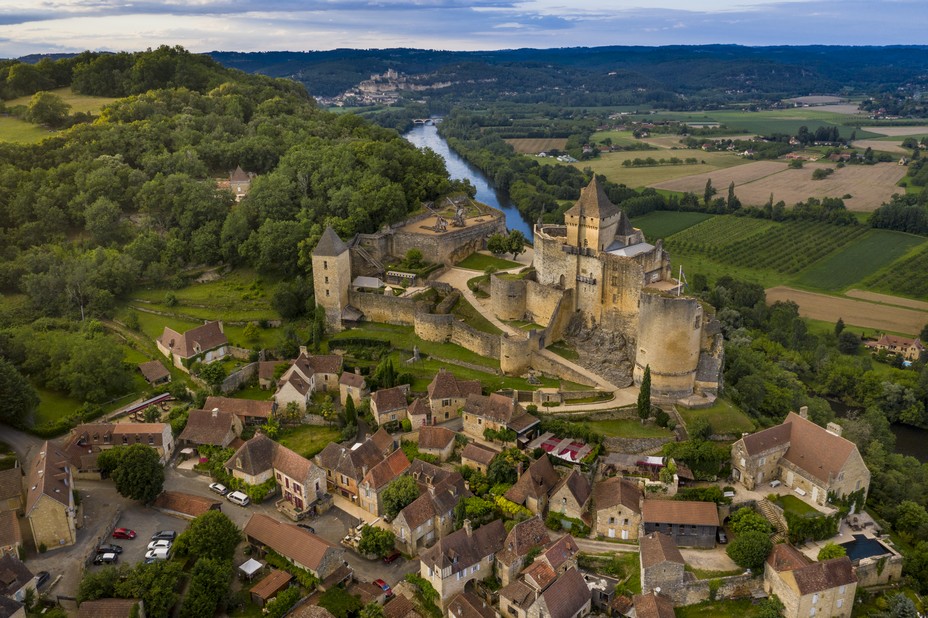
[487,448,529,486]
[834,318,846,336]
[404,248,424,269]
[26,91,71,127]
[726,530,773,570]
[920,323,928,343]
[243,322,260,343]
[729,507,772,535]
[895,500,928,538]
[688,416,712,441]
[179,557,232,618]
[174,511,242,561]
[265,586,302,618]
[114,561,183,618]
[77,566,119,602]
[637,365,651,423]
[312,304,326,350]
[816,542,847,561]
[837,330,861,355]
[704,178,716,205]
[344,395,357,425]
[382,476,419,520]
[487,233,509,257]
[197,362,227,389]
[359,601,386,618]
[0,358,39,428]
[357,525,396,558]
[507,230,527,259]
[884,593,919,618]
[110,444,165,503]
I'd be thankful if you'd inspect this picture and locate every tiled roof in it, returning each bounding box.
[243,513,339,572]
[767,543,857,594]
[523,559,557,590]
[464,393,521,424]
[0,467,22,503]
[0,597,23,617]
[362,449,410,490]
[508,411,541,433]
[280,372,312,396]
[639,532,684,568]
[642,499,719,527]
[339,372,366,388]
[398,463,469,528]
[540,567,591,618]
[371,385,409,413]
[204,396,273,419]
[592,476,641,513]
[306,355,342,375]
[158,321,228,359]
[397,491,438,529]
[230,166,251,182]
[740,423,792,455]
[542,534,579,571]
[227,433,276,476]
[499,516,549,564]
[499,579,536,608]
[552,469,591,508]
[315,438,384,482]
[178,408,236,445]
[875,334,924,350]
[138,360,169,383]
[273,442,317,482]
[25,441,72,513]
[258,361,282,382]
[505,454,560,505]
[383,595,421,618]
[370,427,393,455]
[407,398,431,418]
[418,426,455,451]
[284,598,336,618]
[250,569,292,601]
[632,592,676,618]
[313,226,349,257]
[564,176,620,220]
[447,591,497,618]
[76,598,142,618]
[0,554,33,596]
[427,369,481,400]
[461,442,498,466]
[420,519,505,574]
[152,491,220,517]
[0,511,21,550]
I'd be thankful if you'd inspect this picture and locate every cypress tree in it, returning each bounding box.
[637,365,651,423]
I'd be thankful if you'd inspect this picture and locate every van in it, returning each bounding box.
[144,547,169,563]
[227,491,250,507]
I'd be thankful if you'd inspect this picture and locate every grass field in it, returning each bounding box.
[587,419,673,439]
[796,230,926,291]
[0,116,51,143]
[2,87,118,144]
[634,109,880,139]
[676,599,773,618]
[678,399,755,435]
[277,425,342,459]
[455,252,521,271]
[589,129,646,147]
[452,296,502,335]
[504,137,568,154]
[631,211,715,240]
[572,148,750,188]
[775,494,821,517]
[6,86,118,115]
[132,268,280,321]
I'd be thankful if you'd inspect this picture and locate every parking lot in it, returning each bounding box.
[108,504,191,567]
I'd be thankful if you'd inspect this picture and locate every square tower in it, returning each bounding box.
[312,226,351,331]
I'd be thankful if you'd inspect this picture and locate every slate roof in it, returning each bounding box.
[447,591,497,618]
[361,449,410,491]
[508,411,541,433]
[339,372,366,389]
[230,166,251,182]
[461,442,498,467]
[0,554,33,596]
[564,176,620,220]
[315,438,385,482]
[305,354,342,375]
[420,519,505,574]
[551,469,591,508]
[138,360,170,383]
[463,392,523,423]
[874,334,924,350]
[369,427,393,455]
[313,226,349,257]
[76,598,142,618]
[68,423,169,454]
[592,476,642,513]
[243,513,340,572]
[767,544,857,594]
[427,369,481,400]
[158,321,227,359]
[371,385,409,413]
[417,426,455,451]
[0,468,22,504]
[25,441,71,514]
[542,534,579,571]
[539,567,591,618]
[499,579,536,609]
[226,433,320,484]
[632,592,676,618]
[639,532,685,568]
[178,408,237,445]
[0,511,21,550]
[642,499,719,527]
[498,516,550,566]
[204,396,274,420]
[505,454,560,505]
[152,491,220,518]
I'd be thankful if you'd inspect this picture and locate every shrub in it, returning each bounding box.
[729,507,772,535]
[726,530,773,570]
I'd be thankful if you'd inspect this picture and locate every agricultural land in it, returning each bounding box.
[504,137,568,153]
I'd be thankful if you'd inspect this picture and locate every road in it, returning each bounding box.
[0,423,47,460]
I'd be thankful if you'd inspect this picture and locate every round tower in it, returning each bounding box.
[490,274,527,321]
[634,291,703,400]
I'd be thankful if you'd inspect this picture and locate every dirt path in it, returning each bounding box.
[846,289,928,311]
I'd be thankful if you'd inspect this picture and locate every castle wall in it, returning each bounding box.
[533,226,570,287]
[525,280,564,327]
[392,216,506,266]
[528,350,596,387]
[634,292,703,399]
[500,334,533,375]
[544,288,574,343]
[414,311,454,341]
[349,290,424,325]
[490,276,527,321]
[599,258,645,335]
[574,253,605,324]
[450,322,500,359]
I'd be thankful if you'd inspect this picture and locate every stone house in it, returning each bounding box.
[632,591,676,618]
[591,476,642,540]
[24,442,76,552]
[764,543,857,618]
[256,361,283,389]
[63,422,175,474]
[178,408,242,448]
[358,449,410,516]
[157,321,228,371]
[641,500,719,549]
[865,334,925,361]
[275,350,343,412]
[417,426,456,461]
[462,393,540,445]
[0,554,34,606]
[447,591,498,618]
[314,438,385,502]
[526,567,591,618]
[426,369,481,424]
[0,468,23,514]
[548,469,591,525]
[0,511,22,558]
[639,532,685,595]
[731,409,871,508]
[496,516,551,586]
[204,396,275,426]
[229,166,254,200]
[461,442,499,475]
[339,371,369,406]
[370,385,410,425]
[369,427,395,456]
[537,534,579,575]
[505,455,560,515]
[393,460,469,555]
[406,398,431,430]
[419,519,506,610]
[243,513,346,580]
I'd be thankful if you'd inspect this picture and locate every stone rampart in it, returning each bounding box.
[414,312,454,342]
[349,290,425,325]
[603,436,674,454]
[525,279,565,326]
[393,215,506,266]
[450,322,500,358]
[528,350,597,387]
[490,276,527,321]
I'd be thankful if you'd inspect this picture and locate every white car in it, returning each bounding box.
[144,547,170,563]
[208,482,228,496]
[147,539,173,551]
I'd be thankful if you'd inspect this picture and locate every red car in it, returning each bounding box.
[112,528,136,540]
[373,579,393,598]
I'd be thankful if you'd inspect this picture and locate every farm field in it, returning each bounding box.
[588,130,643,147]
[783,95,846,105]
[634,109,878,138]
[7,86,119,114]
[849,139,908,154]
[0,116,51,143]
[571,148,750,188]
[861,245,928,300]
[862,125,928,136]
[794,230,926,291]
[765,286,928,335]
[630,211,714,240]
[653,160,786,193]
[846,290,928,311]
[504,137,568,154]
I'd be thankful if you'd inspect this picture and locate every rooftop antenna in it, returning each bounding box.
[677,265,688,296]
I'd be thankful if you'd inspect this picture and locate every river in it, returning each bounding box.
[828,400,928,463]
[403,123,535,240]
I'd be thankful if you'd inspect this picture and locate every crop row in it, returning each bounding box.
[863,246,928,298]
[668,216,776,251]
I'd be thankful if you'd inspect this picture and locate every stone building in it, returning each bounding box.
[639,532,685,595]
[178,407,242,448]
[357,449,410,517]
[339,371,369,406]
[417,426,456,461]
[496,516,551,586]
[427,369,482,424]
[462,393,540,445]
[548,469,591,525]
[204,396,274,426]
[312,227,354,331]
[156,321,229,371]
[24,442,76,552]
[731,408,871,508]
[420,519,506,610]
[63,422,176,474]
[865,334,925,361]
[406,398,432,430]
[243,513,346,581]
[0,554,35,606]
[370,385,410,425]
[0,511,23,557]
[505,455,560,516]
[275,350,343,412]
[764,544,857,618]
[393,460,468,555]
[632,592,676,618]
[591,476,642,540]
[642,500,719,549]
[314,438,385,502]
[461,442,499,475]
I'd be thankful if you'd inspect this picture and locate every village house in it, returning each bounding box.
[358,449,410,517]
[75,598,144,618]
[731,408,871,508]
[370,385,410,426]
[0,555,34,606]
[0,468,23,514]
[427,369,482,424]
[338,370,369,406]
[393,460,469,555]
[63,422,175,475]
[204,396,275,426]
[156,320,229,371]
[639,532,686,595]
[496,516,551,586]
[24,442,76,552]
[462,393,540,445]
[548,469,592,525]
[384,595,422,618]
[178,407,242,448]
[0,511,22,558]
[592,476,642,540]
[447,591,497,618]
[229,166,255,201]
[538,534,580,575]
[642,500,719,548]
[499,559,590,618]
[461,442,499,475]
[275,350,344,412]
[256,361,284,389]
[764,543,857,618]
[420,519,506,610]
[417,426,456,461]
[505,455,561,516]
[314,437,385,502]
[865,334,925,361]
[243,513,347,581]
[406,398,431,430]
[137,360,170,385]
[632,591,676,618]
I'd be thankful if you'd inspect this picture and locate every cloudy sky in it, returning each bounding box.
[0,0,924,58]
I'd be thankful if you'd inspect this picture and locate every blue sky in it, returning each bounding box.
[0,0,924,57]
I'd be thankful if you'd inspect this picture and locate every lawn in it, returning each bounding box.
[676,599,773,618]
[587,419,673,439]
[277,425,342,459]
[451,296,502,335]
[0,116,51,143]
[630,211,715,240]
[795,229,926,291]
[774,494,822,517]
[547,341,579,361]
[131,268,280,321]
[678,398,755,435]
[7,87,119,115]
[455,252,521,271]
[589,129,645,147]
[635,108,880,139]
[231,385,275,401]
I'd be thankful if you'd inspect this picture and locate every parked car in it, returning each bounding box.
[226,491,250,507]
[35,571,50,589]
[112,528,136,539]
[147,539,173,551]
[96,544,123,554]
[144,548,170,564]
[297,524,315,533]
[373,579,393,598]
[208,482,228,496]
[151,530,177,541]
[93,552,118,565]
[382,551,401,564]
[717,529,728,544]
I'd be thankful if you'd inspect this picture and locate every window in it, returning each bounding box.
[608,517,616,525]
[325,290,330,297]
[837,599,843,609]
[148,437,154,445]
[839,586,846,594]
[442,399,450,407]
[478,418,482,425]
[809,609,815,617]
[324,261,328,270]
[324,276,329,284]
[391,414,396,421]
[122,436,128,445]
[624,518,629,526]
[759,457,766,465]
[812,594,819,605]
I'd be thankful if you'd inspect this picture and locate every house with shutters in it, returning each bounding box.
[24,442,76,552]
[505,454,560,516]
[499,557,591,618]
[417,426,456,462]
[314,437,386,502]
[420,519,506,610]
[393,460,469,555]
[370,385,410,426]
[358,449,410,517]
[865,334,925,361]
[427,369,482,424]
[462,393,540,446]
[178,408,243,448]
[156,321,228,371]
[764,543,857,618]
[592,476,642,540]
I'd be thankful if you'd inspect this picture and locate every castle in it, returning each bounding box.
[312,178,722,402]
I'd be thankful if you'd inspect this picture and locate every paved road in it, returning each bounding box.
[0,423,47,460]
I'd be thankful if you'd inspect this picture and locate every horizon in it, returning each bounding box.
[1,0,925,59]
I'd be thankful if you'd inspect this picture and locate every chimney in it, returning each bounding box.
[517,462,523,477]
[299,345,308,357]
[212,408,219,418]
[355,367,361,375]
[826,422,843,437]
[799,406,808,419]
[464,519,473,537]
[218,320,224,332]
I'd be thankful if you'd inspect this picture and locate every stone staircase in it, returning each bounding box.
[353,245,385,272]
[758,498,789,543]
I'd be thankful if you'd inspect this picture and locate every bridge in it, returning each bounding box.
[412,118,442,125]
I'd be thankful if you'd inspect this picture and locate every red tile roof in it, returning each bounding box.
[250,569,293,601]
[642,499,719,527]
[159,321,228,359]
[243,513,340,573]
[204,396,274,419]
[362,449,410,490]
[427,369,481,400]
[632,592,676,618]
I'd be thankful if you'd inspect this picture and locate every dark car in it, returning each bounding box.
[112,528,136,540]
[382,551,401,564]
[297,524,315,534]
[36,571,50,589]
[717,529,728,544]
[151,530,177,541]
[93,552,118,565]
[96,543,123,554]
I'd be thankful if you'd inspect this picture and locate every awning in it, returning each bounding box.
[239,558,263,577]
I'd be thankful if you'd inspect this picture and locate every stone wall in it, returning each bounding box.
[672,574,761,606]
[525,279,564,326]
[528,349,597,387]
[414,312,454,341]
[855,553,904,588]
[450,322,500,359]
[603,436,674,454]
[221,362,258,394]
[634,291,703,399]
[349,290,426,325]
[490,276,527,321]
[393,215,506,266]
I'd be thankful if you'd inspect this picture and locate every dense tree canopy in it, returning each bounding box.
[382,475,419,520]
[174,511,242,561]
[108,443,165,503]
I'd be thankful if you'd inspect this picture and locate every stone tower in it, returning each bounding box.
[312,226,351,331]
[564,176,624,251]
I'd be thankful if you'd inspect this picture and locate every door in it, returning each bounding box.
[608,528,615,538]
[622,529,629,540]
[786,471,794,486]
[758,471,764,483]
